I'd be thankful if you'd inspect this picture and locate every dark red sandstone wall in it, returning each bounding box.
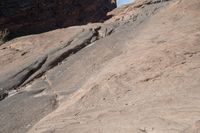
[0,0,116,42]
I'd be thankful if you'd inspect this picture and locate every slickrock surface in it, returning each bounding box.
[0,0,200,133]
[0,0,116,43]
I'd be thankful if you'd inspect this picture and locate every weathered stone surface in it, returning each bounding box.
[23,28,101,85]
[0,88,8,100]
[0,56,47,91]
[0,0,200,133]
[0,26,103,94]
[182,120,200,133]
[0,90,57,133]
[0,0,116,41]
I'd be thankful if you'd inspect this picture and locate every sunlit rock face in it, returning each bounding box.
[0,0,116,41]
[1,0,200,133]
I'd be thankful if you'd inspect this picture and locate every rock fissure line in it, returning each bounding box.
[0,27,107,100]
[0,0,171,100]
[0,56,47,91]
[22,28,102,86]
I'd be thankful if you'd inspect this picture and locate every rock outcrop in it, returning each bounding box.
[0,0,200,133]
[0,0,116,42]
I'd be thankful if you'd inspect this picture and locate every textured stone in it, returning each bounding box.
[0,0,116,41]
[0,0,200,133]
[0,88,8,100]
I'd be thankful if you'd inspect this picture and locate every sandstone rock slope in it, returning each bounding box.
[0,0,200,133]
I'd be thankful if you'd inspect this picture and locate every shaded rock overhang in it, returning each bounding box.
[0,0,116,42]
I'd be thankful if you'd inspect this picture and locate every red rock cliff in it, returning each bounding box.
[0,0,116,42]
